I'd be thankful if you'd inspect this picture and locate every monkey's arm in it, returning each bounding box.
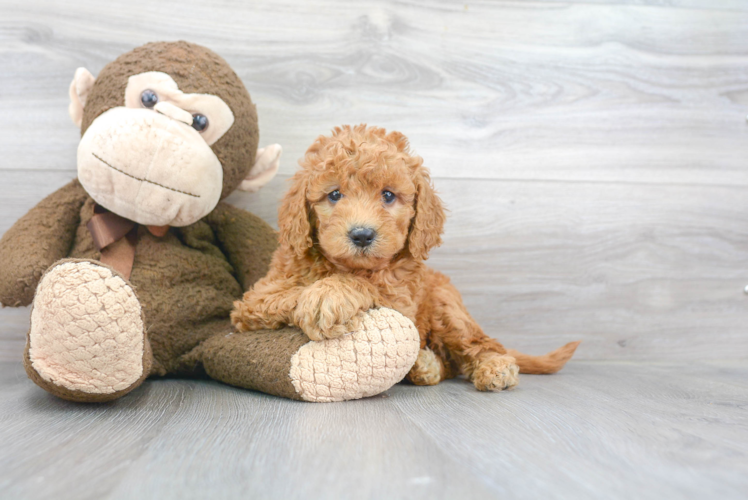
[0,180,90,306]
[205,202,278,292]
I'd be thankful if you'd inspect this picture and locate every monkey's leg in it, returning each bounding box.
[196,308,420,402]
[24,259,152,402]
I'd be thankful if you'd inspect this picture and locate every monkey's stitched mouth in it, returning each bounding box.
[92,153,200,198]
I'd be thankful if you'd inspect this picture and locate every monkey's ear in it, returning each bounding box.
[238,144,282,193]
[68,67,96,128]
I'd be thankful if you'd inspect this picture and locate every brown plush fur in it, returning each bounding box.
[0,179,278,376]
[0,43,277,396]
[232,125,579,391]
[2,43,424,404]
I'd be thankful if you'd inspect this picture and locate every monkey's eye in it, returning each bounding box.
[192,114,209,132]
[140,89,158,108]
[382,190,396,204]
[328,190,342,203]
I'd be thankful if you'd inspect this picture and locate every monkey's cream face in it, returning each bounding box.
[77,72,235,227]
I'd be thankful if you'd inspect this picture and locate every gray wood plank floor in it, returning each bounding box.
[1,360,746,500]
[2,0,748,498]
[2,0,748,360]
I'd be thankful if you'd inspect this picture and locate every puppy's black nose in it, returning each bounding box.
[349,227,377,248]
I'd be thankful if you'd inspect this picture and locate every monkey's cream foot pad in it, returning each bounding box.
[289,308,421,402]
[25,260,147,401]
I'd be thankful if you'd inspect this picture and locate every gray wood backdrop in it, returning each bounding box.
[1,0,747,362]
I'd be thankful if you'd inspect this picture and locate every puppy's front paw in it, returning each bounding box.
[295,308,365,341]
[230,298,284,332]
[471,354,519,392]
[231,310,264,332]
[294,281,372,340]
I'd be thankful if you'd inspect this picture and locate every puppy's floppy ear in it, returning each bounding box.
[408,166,445,261]
[278,169,313,258]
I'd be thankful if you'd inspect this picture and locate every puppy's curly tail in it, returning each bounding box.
[506,341,581,374]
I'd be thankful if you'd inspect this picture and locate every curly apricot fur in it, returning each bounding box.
[231,125,579,391]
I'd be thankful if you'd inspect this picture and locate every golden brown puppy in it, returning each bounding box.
[232,125,579,391]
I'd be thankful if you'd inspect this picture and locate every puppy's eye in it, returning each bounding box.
[382,190,396,204]
[141,89,158,108]
[328,190,342,203]
[192,114,209,132]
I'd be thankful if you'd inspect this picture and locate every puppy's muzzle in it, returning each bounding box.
[349,227,377,248]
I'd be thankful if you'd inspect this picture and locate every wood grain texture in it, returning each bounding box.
[1,3,748,496]
[2,171,746,361]
[533,1,748,10]
[1,360,746,499]
[2,0,748,185]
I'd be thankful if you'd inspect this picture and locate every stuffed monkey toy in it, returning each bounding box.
[0,41,420,403]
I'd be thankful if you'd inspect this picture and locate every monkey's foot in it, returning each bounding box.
[290,308,421,401]
[25,260,151,402]
[201,308,421,402]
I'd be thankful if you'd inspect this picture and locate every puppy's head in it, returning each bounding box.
[278,124,445,270]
